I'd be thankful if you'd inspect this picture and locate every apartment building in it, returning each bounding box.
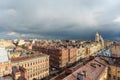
[11,52,49,80]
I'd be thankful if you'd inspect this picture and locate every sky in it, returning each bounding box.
[0,0,120,40]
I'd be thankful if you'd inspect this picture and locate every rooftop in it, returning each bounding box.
[0,76,13,80]
[12,66,26,74]
[62,57,107,80]
[11,52,49,62]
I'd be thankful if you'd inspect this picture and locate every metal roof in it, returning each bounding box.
[63,57,107,80]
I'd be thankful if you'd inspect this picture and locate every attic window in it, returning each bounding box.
[90,63,96,68]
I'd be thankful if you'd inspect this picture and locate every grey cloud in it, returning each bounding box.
[0,0,120,40]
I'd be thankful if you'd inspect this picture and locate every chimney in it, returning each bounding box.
[77,71,87,80]
[83,71,87,77]
[77,73,83,80]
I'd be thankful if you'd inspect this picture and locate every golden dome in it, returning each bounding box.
[96,32,99,36]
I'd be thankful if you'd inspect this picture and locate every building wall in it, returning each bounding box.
[33,46,78,69]
[90,45,96,56]
[0,61,12,77]
[68,48,77,64]
[89,43,100,56]
[12,66,28,80]
[9,52,21,59]
[108,66,120,80]
[14,71,21,80]
[12,55,49,80]
[76,43,101,62]
[85,46,91,58]
[32,42,102,69]
[76,46,85,61]
[60,49,69,67]
[104,41,113,48]
[99,67,108,80]
[96,43,101,51]
[111,45,120,56]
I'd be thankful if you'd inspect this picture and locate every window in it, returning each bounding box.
[5,66,8,70]
[113,76,116,80]
[108,74,111,77]
[30,74,32,78]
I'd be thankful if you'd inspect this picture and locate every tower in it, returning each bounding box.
[95,32,100,42]
[99,35,104,49]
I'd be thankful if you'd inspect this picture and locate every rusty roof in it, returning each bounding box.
[62,57,107,80]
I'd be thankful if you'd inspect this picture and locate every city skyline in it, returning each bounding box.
[0,31,118,80]
[0,0,120,40]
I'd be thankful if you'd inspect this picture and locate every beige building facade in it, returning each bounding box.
[11,53,49,80]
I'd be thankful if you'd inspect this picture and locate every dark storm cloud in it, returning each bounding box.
[0,0,120,40]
